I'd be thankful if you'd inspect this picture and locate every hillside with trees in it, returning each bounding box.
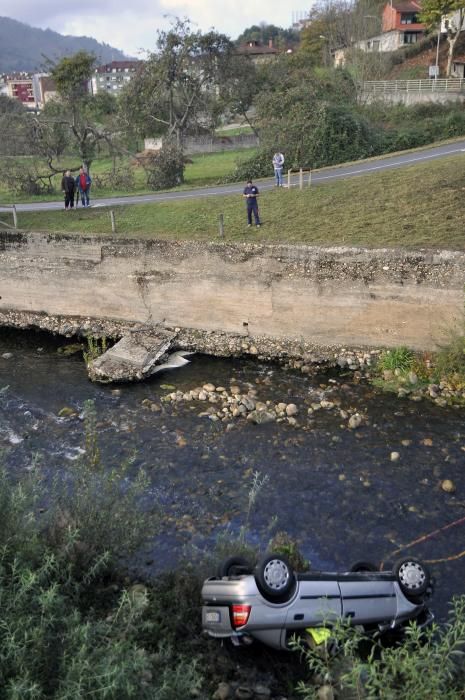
[0,16,128,72]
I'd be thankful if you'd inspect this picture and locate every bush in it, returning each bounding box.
[293,597,465,699]
[378,346,414,373]
[92,166,136,191]
[434,332,465,383]
[144,142,185,190]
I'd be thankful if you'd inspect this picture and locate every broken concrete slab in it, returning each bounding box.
[87,326,177,383]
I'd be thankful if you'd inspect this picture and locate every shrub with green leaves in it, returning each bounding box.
[434,333,465,384]
[293,597,465,699]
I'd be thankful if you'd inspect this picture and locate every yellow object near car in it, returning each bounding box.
[306,627,331,645]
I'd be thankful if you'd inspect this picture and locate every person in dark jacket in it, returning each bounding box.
[243,180,261,228]
[61,170,76,210]
[75,167,92,207]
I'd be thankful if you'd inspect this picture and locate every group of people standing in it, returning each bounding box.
[61,167,92,210]
[242,151,285,228]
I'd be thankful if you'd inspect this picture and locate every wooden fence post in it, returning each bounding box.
[218,213,224,237]
[287,169,291,189]
[308,170,312,187]
[110,210,116,234]
[299,168,303,190]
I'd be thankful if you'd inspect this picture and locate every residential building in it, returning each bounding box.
[91,60,140,95]
[236,40,279,63]
[33,74,58,108]
[343,1,426,59]
[6,73,36,108]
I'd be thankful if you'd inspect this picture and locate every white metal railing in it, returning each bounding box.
[362,79,465,93]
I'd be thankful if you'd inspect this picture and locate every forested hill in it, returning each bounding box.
[0,16,129,72]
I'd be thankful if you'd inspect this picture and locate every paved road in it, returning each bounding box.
[2,140,465,213]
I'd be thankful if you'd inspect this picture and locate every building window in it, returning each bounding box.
[403,32,420,43]
[400,13,418,24]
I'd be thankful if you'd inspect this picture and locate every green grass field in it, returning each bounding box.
[7,153,465,250]
[0,149,257,203]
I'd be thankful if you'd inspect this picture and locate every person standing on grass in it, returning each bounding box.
[76,166,92,207]
[61,170,76,210]
[243,180,261,228]
[272,151,284,187]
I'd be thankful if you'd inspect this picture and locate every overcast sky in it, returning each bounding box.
[6,0,305,56]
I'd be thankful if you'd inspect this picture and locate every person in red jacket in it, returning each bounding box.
[75,167,92,207]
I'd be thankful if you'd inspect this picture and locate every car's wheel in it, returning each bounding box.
[217,556,252,578]
[350,561,378,573]
[255,553,295,601]
[393,558,430,597]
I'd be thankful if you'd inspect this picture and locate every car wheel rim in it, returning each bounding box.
[263,559,289,591]
[398,561,426,590]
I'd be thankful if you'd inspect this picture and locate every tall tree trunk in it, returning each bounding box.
[446,10,464,77]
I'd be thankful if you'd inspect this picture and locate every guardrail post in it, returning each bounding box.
[12,205,17,229]
[299,168,303,190]
[110,210,116,234]
[287,169,291,189]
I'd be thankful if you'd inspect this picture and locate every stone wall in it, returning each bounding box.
[0,231,464,351]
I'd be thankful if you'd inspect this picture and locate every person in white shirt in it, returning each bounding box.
[272,152,285,187]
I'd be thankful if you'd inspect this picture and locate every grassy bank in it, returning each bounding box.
[11,153,465,250]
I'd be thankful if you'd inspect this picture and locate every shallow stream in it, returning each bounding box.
[1,329,464,620]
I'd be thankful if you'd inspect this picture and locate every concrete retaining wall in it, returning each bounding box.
[144,133,259,154]
[0,231,464,350]
[362,92,465,105]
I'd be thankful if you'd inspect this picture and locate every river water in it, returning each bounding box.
[1,328,464,620]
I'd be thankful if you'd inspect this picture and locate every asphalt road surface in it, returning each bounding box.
[2,140,465,213]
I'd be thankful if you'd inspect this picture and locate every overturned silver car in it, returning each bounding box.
[201,554,434,650]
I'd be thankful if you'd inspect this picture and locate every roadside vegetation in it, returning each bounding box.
[8,153,465,251]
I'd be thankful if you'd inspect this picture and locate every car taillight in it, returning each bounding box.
[231,604,251,629]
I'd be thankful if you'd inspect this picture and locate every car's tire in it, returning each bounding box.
[393,558,430,597]
[350,561,378,573]
[217,556,252,578]
[255,553,295,601]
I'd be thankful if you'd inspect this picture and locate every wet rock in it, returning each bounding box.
[286,403,298,416]
[408,372,418,384]
[198,391,208,401]
[2,352,12,359]
[320,400,334,410]
[247,410,276,425]
[203,383,216,392]
[390,451,400,462]
[213,682,232,700]
[348,413,363,429]
[401,439,412,447]
[235,688,253,700]
[230,385,241,395]
[254,685,271,699]
[58,406,77,418]
[441,479,456,494]
[287,416,298,426]
[421,438,433,446]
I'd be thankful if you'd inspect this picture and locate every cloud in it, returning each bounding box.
[5,0,293,54]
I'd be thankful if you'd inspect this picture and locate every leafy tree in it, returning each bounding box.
[120,19,233,146]
[420,0,465,76]
[47,51,116,169]
[235,23,299,48]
